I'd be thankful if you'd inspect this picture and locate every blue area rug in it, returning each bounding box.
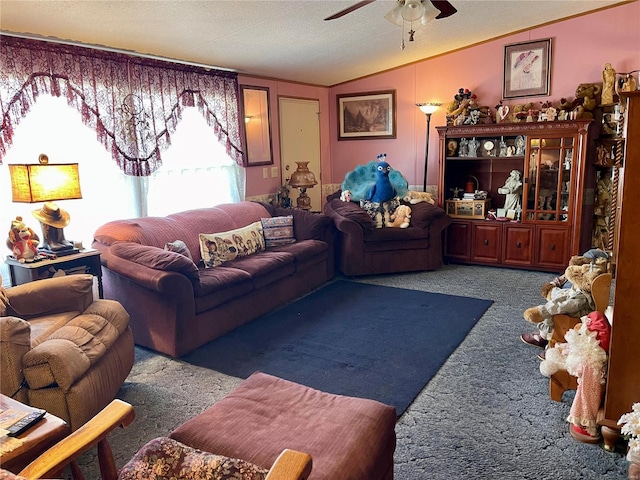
[184,280,493,416]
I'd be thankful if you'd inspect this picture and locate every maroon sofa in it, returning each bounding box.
[92,202,335,357]
[324,191,451,276]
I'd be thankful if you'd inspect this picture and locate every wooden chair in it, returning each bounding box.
[548,272,612,401]
[14,400,312,480]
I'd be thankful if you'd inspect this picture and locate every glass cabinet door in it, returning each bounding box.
[525,136,573,222]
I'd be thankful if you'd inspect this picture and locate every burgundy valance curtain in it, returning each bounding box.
[0,35,243,175]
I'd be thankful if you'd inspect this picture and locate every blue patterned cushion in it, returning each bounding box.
[261,216,296,247]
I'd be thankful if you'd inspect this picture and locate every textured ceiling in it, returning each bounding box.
[0,0,627,86]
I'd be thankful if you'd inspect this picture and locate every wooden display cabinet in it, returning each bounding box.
[437,120,596,272]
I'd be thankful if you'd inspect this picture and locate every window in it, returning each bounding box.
[1,96,243,285]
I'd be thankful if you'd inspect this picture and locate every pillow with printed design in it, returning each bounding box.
[199,221,265,268]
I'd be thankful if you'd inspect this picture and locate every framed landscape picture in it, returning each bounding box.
[337,90,396,140]
[503,39,551,99]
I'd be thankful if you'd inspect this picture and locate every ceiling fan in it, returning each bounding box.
[324,0,457,23]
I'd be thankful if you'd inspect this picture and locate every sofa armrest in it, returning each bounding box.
[323,199,373,240]
[407,202,451,230]
[276,208,334,242]
[0,316,31,400]
[5,275,94,319]
[102,243,200,294]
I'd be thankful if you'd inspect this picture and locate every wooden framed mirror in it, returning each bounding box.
[240,85,273,166]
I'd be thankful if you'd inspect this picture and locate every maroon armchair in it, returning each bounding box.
[324,191,451,276]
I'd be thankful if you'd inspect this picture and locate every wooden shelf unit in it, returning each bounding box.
[598,91,640,452]
[437,120,597,272]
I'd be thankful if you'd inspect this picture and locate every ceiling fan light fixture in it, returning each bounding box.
[420,1,440,24]
[402,0,425,22]
[383,3,404,27]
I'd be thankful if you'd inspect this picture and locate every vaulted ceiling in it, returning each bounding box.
[0,1,627,86]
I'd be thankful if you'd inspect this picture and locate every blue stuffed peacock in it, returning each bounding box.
[366,154,396,203]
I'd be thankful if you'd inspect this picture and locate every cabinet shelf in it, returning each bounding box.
[437,120,596,272]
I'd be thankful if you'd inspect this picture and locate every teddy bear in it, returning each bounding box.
[523,259,608,341]
[539,250,608,300]
[6,216,40,263]
[539,311,610,443]
[387,205,411,228]
[571,83,602,120]
[403,190,435,205]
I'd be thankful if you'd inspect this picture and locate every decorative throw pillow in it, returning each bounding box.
[261,216,296,247]
[164,240,194,261]
[118,437,268,480]
[360,198,400,228]
[199,221,265,268]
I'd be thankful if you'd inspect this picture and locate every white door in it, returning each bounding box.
[279,97,321,211]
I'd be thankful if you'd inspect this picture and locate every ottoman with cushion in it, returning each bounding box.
[170,371,397,480]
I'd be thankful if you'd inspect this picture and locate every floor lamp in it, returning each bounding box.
[416,103,441,192]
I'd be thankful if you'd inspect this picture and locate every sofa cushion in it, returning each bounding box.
[119,436,269,480]
[164,239,194,261]
[267,239,328,269]
[328,199,374,230]
[261,216,296,247]
[199,222,265,268]
[110,242,200,282]
[225,252,295,290]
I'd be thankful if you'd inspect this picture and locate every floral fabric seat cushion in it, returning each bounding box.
[118,436,268,480]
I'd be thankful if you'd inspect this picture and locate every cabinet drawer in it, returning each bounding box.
[445,221,471,261]
[536,227,569,270]
[503,225,533,266]
[471,223,501,263]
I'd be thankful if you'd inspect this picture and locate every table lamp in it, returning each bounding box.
[288,161,317,210]
[9,154,82,256]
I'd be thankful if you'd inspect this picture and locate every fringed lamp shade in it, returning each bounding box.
[9,163,82,203]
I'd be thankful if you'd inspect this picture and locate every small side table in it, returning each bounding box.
[5,249,103,298]
[0,394,69,474]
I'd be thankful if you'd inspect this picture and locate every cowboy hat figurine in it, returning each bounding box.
[32,202,75,252]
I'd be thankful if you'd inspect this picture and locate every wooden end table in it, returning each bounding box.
[5,249,103,298]
[0,394,69,473]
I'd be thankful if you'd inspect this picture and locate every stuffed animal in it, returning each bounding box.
[360,198,399,229]
[540,250,608,299]
[388,205,412,228]
[6,216,40,263]
[340,190,352,202]
[571,83,602,120]
[366,158,397,203]
[341,158,409,202]
[539,311,610,442]
[524,260,607,340]
[403,190,435,205]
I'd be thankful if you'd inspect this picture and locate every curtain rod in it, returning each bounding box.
[0,31,236,74]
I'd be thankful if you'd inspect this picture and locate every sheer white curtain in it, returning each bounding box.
[0,97,243,286]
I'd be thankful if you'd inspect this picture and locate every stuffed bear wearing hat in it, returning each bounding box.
[523,259,607,340]
[540,311,610,442]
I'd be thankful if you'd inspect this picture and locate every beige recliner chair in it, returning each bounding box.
[0,274,134,431]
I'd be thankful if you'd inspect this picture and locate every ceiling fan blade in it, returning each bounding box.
[431,1,457,19]
[324,0,376,21]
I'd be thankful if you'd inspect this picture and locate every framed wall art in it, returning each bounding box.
[337,90,396,140]
[503,39,551,99]
[240,85,273,166]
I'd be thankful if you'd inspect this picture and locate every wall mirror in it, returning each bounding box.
[240,85,273,166]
